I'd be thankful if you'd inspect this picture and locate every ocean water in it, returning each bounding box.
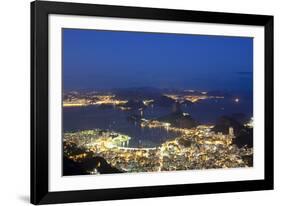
[63,96,252,147]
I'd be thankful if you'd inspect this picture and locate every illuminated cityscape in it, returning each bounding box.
[63,93,128,107]
[163,93,224,103]
[63,90,254,175]
[62,29,253,176]
[64,125,253,174]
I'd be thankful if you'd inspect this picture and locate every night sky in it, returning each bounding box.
[63,29,253,92]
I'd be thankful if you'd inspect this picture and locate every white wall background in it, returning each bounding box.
[0,0,279,205]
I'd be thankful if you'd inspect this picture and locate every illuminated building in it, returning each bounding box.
[229,127,234,137]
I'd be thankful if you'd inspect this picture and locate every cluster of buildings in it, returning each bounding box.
[64,125,253,174]
[140,118,171,129]
[244,117,254,128]
[63,90,224,108]
[159,129,251,170]
[163,93,224,103]
[63,92,128,107]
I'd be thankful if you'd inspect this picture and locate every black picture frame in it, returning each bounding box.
[31,0,274,204]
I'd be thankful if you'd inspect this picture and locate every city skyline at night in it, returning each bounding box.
[62,28,254,176]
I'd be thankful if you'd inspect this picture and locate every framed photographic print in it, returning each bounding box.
[31,0,274,204]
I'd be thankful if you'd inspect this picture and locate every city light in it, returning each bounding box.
[64,124,253,173]
[63,91,253,174]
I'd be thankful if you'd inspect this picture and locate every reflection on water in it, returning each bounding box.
[64,105,182,147]
[182,98,253,124]
[63,97,252,147]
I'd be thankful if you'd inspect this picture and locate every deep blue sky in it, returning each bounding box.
[63,29,253,92]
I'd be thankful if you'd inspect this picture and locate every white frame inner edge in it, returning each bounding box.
[49,14,265,192]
